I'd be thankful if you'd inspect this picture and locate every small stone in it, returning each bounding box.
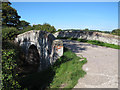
[85,67,89,71]
[79,58,84,61]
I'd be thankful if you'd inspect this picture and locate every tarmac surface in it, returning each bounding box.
[62,39,118,88]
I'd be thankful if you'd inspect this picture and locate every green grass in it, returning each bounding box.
[19,48,87,89]
[50,48,87,88]
[57,37,120,49]
[77,39,120,49]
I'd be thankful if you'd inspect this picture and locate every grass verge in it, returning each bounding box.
[19,47,87,89]
[57,37,120,49]
[49,48,87,88]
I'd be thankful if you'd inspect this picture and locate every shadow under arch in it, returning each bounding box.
[26,44,40,72]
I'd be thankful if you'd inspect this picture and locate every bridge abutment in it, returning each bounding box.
[15,30,63,72]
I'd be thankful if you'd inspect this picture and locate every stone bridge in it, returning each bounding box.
[15,30,63,71]
[54,30,120,45]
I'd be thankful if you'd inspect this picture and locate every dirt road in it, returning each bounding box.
[62,39,118,88]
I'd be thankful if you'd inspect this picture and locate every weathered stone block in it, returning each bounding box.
[54,30,120,45]
[15,30,63,72]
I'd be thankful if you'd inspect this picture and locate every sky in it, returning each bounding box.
[11,2,118,31]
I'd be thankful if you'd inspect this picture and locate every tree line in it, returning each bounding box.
[2,2,57,89]
[2,2,56,41]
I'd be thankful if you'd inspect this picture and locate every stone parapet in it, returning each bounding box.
[55,30,120,45]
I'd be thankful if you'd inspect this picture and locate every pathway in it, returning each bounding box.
[62,39,118,88]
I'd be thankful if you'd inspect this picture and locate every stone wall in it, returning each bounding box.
[55,30,120,45]
[15,30,63,71]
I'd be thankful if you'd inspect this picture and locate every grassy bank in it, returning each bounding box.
[57,37,120,49]
[19,48,87,89]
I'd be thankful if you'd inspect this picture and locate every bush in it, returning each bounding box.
[111,29,120,36]
[2,27,18,41]
[2,49,21,89]
[23,26,33,31]
[1,41,25,89]
[58,29,62,32]
[18,23,57,34]
[42,23,56,33]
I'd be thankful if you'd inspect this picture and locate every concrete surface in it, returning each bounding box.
[62,39,118,88]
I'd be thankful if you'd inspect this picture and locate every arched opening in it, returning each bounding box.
[27,44,40,72]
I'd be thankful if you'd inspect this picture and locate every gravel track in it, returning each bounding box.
[62,39,118,88]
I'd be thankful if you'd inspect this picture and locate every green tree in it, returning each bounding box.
[112,29,120,36]
[2,27,18,41]
[42,23,56,33]
[58,29,62,31]
[33,24,42,30]
[32,23,56,33]
[42,23,51,31]
[50,26,56,33]
[2,2,21,27]
[18,20,30,29]
[84,28,89,31]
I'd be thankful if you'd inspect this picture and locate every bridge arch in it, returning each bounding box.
[27,44,40,64]
[15,30,63,71]
[26,44,40,71]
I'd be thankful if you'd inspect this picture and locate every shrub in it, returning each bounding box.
[111,29,120,36]
[1,41,25,89]
[2,49,21,89]
[2,27,18,41]
[58,29,62,32]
